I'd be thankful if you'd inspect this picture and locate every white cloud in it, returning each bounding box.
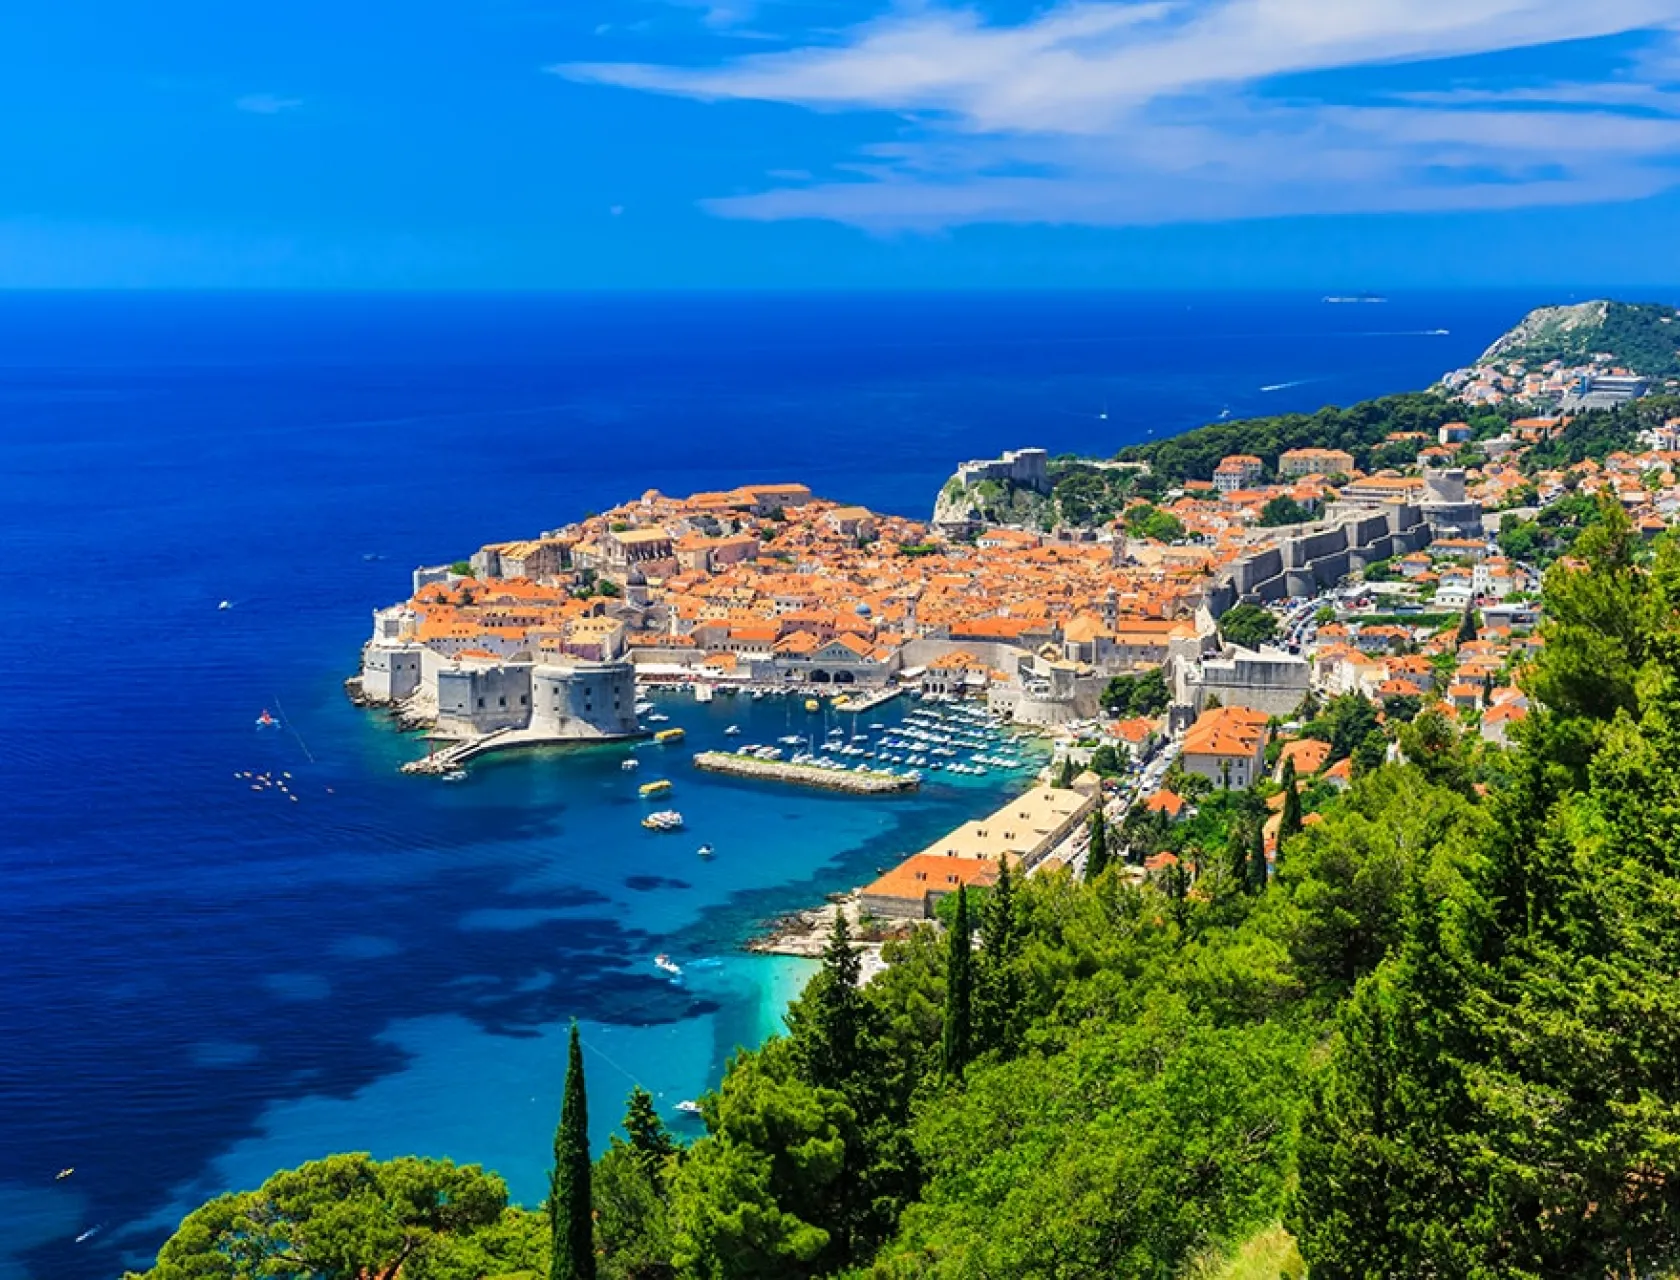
[234,93,303,115]
[555,0,1680,227]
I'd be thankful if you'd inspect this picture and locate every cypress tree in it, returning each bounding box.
[1225,819,1251,891]
[941,886,973,1079]
[1249,818,1269,893]
[976,855,1022,1056]
[1457,601,1479,646]
[1164,859,1191,931]
[551,1021,596,1280]
[1055,755,1076,789]
[1085,809,1111,881]
[1279,757,1303,843]
[621,1085,673,1175]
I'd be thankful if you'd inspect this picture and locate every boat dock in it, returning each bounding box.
[835,687,903,715]
[693,751,919,794]
[402,725,643,775]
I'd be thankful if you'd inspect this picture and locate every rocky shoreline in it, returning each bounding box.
[745,890,917,984]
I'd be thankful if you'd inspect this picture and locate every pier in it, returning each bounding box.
[693,751,920,794]
[834,687,903,714]
[402,725,642,775]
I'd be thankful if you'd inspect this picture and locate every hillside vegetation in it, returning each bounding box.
[1114,391,1462,484]
[1478,299,1680,378]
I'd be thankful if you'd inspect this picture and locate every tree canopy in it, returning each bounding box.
[1218,604,1279,649]
[127,1155,543,1280]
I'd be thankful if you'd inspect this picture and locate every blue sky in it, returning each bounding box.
[4,0,1680,287]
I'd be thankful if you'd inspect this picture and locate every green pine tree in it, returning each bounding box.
[1055,756,1076,788]
[1084,809,1111,881]
[786,911,871,1092]
[551,1021,596,1280]
[941,886,973,1079]
[1279,757,1303,843]
[621,1085,674,1175]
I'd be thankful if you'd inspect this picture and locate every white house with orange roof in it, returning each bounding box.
[1179,704,1271,789]
[1214,455,1264,494]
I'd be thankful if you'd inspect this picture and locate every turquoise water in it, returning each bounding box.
[128,686,1039,1247]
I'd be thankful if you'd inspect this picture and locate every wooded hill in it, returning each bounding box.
[1477,299,1680,379]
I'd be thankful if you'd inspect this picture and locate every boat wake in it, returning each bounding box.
[1259,378,1312,392]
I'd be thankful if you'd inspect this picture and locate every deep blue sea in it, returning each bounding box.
[0,290,1556,1278]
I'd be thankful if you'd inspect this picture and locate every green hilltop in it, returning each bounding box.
[1476,299,1680,377]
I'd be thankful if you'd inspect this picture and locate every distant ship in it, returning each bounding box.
[255,709,279,729]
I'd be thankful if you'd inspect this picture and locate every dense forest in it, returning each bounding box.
[134,503,1680,1280]
[1113,391,1466,484]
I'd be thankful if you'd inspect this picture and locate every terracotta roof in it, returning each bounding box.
[862,854,999,904]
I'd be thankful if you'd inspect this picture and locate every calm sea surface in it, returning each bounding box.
[0,291,1551,1277]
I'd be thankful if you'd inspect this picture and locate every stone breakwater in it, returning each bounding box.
[693,752,920,794]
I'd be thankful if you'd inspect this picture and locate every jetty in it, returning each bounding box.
[402,725,642,775]
[693,751,919,794]
[834,687,903,714]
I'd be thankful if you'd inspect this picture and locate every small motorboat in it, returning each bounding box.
[255,709,280,729]
[443,770,468,782]
[642,809,684,831]
[655,954,682,976]
[56,1168,73,1180]
[724,725,741,736]
[675,1099,702,1115]
[622,758,640,771]
[697,844,714,859]
[217,600,232,611]
[639,779,673,798]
